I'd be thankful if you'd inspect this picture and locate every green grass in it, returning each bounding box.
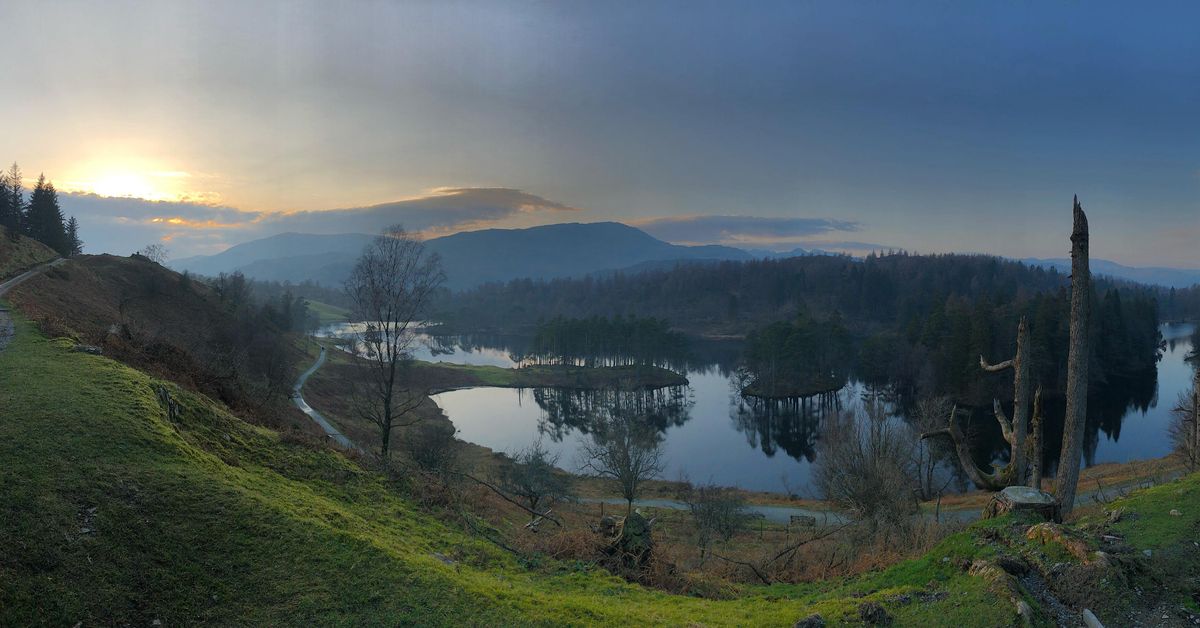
[0,228,57,279]
[0,315,1023,626]
[306,300,351,325]
[1107,472,1200,548]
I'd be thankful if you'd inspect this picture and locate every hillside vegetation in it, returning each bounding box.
[0,226,57,279]
[0,312,1022,626]
[6,307,1200,624]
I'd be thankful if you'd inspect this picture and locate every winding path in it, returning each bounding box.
[0,259,65,352]
[293,345,360,451]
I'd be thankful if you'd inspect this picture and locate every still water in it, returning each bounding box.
[326,323,1195,494]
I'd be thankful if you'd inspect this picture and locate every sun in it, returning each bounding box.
[88,171,165,200]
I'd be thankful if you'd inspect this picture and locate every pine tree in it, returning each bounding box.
[1,163,22,240]
[66,216,83,255]
[25,174,70,255]
[0,167,12,240]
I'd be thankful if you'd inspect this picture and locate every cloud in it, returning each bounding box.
[634,215,861,248]
[60,187,581,257]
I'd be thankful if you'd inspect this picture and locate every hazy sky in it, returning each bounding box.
[1,0,1197,266]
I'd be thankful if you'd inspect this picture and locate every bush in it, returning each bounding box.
[814,397,919,532]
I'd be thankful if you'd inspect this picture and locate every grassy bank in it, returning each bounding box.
[1,316,1033,626]
[0,227,57,279]
[306,300,351,325]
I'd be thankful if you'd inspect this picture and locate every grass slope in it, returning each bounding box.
[0,316,1029,626]
[0,227,57,279]
[306,300,350,325]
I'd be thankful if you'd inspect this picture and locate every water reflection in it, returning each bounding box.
[729,392,843,462]
[422,323,1193,492]
[531,386,694,440]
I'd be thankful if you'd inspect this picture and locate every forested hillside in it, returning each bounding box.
[440,252,1164,403]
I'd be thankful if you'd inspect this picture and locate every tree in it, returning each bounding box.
[578,412,666,514]
[1169,371,1200,472]
[25,174,69,254]
[677,480,752,561]
[0,166,14,240]
[344,225,445,458]
[65,216,83,255]
[922,316,1034,490]
[1054,196,1091,514]
[814,398,918,531]
[495,439,575,522]
[137,243,169,264]
[2,163,23,240]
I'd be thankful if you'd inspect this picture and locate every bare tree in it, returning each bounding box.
[911,396,955,501]
[496,439,576,523]
[344,225,445,458]
[815,397,918,530]
[1169,371,1200,472]
[676,479,753,561]
[578,413,666,514]
[922,317,1035,490]
[136,243,169,264]
[1055,196,1091,514]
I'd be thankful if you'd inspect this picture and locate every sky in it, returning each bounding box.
[0,0,1197,267]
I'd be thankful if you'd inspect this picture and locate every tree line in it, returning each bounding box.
[0,162,82,256]
[527,315,690,367]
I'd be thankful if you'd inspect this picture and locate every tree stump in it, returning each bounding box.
[982,486,1061,522]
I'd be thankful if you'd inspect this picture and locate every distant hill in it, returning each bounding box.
[171,232,374,281]
[1021,257,1200,289]
[172,222,751,290]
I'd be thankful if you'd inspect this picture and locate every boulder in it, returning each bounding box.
[982,486,1061,522]
[71,344,104,355]
[793,614,825,627]
[857,601,892,625]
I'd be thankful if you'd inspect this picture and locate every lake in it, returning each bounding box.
[325,323,1196,494]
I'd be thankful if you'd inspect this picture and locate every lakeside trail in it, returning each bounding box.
[0,259,64,353]
[292,345,359,450]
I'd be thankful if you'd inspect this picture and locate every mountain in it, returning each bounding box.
[171,232,374,280]
[1021,257,1200,289]
[172,222,752,290]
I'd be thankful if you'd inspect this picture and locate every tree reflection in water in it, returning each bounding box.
[728,391,843,462]
[529,386,694,441]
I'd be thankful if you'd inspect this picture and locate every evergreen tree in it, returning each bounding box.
[25,174,70,255]
[1,163,23,240]
[0,167,12,240]
[65,216,83,255]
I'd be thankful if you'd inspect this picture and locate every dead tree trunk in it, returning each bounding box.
[922,317,1033,491]
[980,316,1032,485]
[1054,196,1091,514]
[1028,385,1044,489]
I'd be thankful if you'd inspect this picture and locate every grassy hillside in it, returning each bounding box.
[306,299,351,325]
[0,314,1036,626]
[0,226,57,279]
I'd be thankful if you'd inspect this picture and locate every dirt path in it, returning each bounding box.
[293,345,360,451]
[0,259,63,352]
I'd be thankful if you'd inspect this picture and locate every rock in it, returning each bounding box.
[1105,507,1125,523]
[995,554,1029,575]
[1170,509,1182,516]
[793,613,825,628]
[1142,549,1153,558]
[71,344,103,355]
[1016,600,1033,623]
[857,601,892,626]
[982,486,1061,522]
[1081,608,1105,628]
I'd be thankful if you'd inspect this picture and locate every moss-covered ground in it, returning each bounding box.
[0,313,1036,626]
